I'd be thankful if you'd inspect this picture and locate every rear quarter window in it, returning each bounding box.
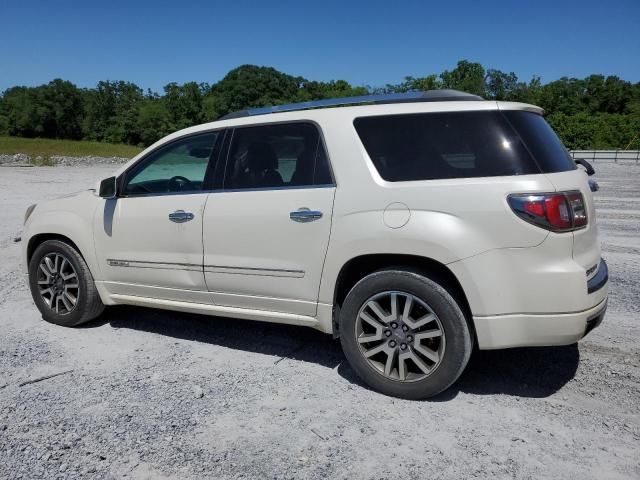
[354,111,541,181]
[502,110,576,173]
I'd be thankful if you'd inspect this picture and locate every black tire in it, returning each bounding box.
[339,269,472,399]
[28,240,104,327]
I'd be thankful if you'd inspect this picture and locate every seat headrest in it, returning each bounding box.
[246,141,278,171]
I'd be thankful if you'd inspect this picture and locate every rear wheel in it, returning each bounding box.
[28,240,104,327]
[339,269,471,399]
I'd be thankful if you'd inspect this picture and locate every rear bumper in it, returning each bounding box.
[474,298,607,350]
[587,258,608,294]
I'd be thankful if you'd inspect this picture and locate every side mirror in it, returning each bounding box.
[99,176,118,198]
[575,158,595,176]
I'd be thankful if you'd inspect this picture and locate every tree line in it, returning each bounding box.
[1,60,639,150]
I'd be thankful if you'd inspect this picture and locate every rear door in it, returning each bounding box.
[202,122,335,316]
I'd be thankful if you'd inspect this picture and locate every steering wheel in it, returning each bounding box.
[167,175,194,192]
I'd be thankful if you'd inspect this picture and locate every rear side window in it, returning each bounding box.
[224,122,333,190]
[502,110,575,173]
[354,111,540,181]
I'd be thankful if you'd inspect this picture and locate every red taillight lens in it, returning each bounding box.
[544,194,572,229]
[508,191,588,232]
[523,200,545,217]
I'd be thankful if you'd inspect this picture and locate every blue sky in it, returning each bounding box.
[2,0,639,93]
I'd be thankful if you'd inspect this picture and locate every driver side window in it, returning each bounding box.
[125,132,219,195]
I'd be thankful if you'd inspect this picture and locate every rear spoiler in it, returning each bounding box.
[496,101,544,116]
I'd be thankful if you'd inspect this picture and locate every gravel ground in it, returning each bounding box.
[0,154,130,167]
[0,161,638,480]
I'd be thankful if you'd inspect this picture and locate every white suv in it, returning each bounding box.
[22,90,608,399]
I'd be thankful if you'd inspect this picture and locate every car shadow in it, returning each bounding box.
[85,305,345,369]
[84,306,579,400]
[444,343,579,400]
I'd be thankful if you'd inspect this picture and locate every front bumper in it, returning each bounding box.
[474,297,608,350]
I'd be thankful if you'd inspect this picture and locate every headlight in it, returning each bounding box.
[24,204,37,225]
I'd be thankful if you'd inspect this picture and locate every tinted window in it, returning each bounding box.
[125,132,219,195]
[503,110,575,173]
[225,123,332,189]
[354,111,539,181]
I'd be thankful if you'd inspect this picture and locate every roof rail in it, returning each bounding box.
[219,89,483,120]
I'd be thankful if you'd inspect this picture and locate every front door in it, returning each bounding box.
[202,122,335,316]
[94,131,222,302]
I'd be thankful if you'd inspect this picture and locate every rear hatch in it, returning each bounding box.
[543,169,600,277]
[501,108,601,276]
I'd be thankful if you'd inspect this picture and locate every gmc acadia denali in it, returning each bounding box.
[23,90,608,399]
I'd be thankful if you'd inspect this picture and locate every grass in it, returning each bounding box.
[0,136,143,161]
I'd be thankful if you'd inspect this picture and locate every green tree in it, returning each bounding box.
[484,69,519,100]
[163,82,207,129]
[2,86,40,137]
[440,60,486,96]
[1,80,83,139]
[0,113,8,135]
[82,80,144,143]
[538,77,587,115]
[136,99,173,146]
[583,75,632,114]
[298,79,368,100]
[1,62,639,150]
[377,75,440,94]
[209,65,303,117]
[40,79,84,139]
[512,76,543,105]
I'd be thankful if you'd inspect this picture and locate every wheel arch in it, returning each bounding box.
[332,254,474,340]
[27,233,85,266]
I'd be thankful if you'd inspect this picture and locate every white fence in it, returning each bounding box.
[569,150,640,164]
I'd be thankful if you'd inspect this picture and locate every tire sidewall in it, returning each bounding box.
[28,240,91,327]
[339,270,471,399]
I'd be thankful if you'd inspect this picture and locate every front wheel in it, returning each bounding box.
[339,270,472,399]
[28,240,104,327]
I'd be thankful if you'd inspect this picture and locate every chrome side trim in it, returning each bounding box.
[204,264,305,278]
[106,259,305,278]
[119,183,336,199]
[106,259,202,271]
[108,293,323,330]
[107,259,130,267]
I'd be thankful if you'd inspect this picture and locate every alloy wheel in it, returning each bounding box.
[37,253,79,315]
[355,291,445,382]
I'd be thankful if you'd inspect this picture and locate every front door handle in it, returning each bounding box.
[290,208,323,223]
[168,210,194,223]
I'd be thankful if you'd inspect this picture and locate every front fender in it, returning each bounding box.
[22,201,100,279]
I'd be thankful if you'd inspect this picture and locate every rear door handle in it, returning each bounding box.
[168,210,194,223]
[290,208,323,223]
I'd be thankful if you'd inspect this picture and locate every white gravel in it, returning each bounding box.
[0,161,638,479]
[0,154,130,167]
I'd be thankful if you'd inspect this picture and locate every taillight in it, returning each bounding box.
[566,192,588,228]
[508,191,588,232]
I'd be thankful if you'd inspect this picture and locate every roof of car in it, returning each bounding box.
[113,96,543,177]
[219,89,484,120]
